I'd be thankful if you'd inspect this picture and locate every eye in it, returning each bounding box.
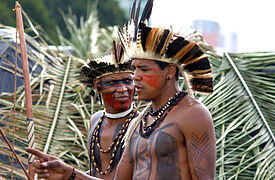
[130,66,136,71]
[141,68,148,72]
[104,80,116,85]
[121,79,133,84]
[125,79,133,83]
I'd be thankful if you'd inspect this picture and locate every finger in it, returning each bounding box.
[25,148,45,159]
[37,173,50,179]
[33,160,61,170]
[33,166,48,174]
[33,160,51,169]
[40,160,61,169]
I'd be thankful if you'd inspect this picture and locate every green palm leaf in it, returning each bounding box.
[0,31,101,178]
[57,0,119,59]
[204,51,275,179]
[0,2,108,178]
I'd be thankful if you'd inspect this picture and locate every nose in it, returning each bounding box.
[133,69,141,81]
[116,83,128,92]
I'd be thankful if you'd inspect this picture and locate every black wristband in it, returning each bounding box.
[68,168,76,180]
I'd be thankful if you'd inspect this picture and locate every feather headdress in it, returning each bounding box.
[118,0,213,94]
[81,41,132,87]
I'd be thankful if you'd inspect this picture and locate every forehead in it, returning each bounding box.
[100,72,132,81]
[132,59,159,67]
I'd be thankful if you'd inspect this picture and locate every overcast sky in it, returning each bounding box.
[150,0,274,52]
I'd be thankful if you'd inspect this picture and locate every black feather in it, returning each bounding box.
[184,57,211,72]
[118,28,127,52]
[130,0,137,20]
[178,45,200,64]
[139,22,152,51]
[140,0,154,23]
[134,0,142,41]
[179,48,204,64]
[112,41,118,64]
[116,42,123,63]
[190,78,213,93]
[155,29,170,55]
[166,36,189,58]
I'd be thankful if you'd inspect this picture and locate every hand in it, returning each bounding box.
[26,148,73,180]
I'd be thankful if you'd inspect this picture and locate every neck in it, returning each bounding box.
[104,104,134,119]
[152,86,180,111]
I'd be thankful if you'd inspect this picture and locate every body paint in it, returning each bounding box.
[142,74,162,89]
[100,79,135,111]
[102,90,134,111]
[100,79,134,90]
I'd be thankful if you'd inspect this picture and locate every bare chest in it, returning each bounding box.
[130,121,184,159]
[129,122,188,179]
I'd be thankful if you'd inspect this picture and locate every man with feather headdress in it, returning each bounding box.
[26,41,139,180]
[114,0,216,179]
[26,0,216,179]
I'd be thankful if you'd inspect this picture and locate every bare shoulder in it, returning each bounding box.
[89,110,104,127]
[175,95,213,132]
[176,95,216,179]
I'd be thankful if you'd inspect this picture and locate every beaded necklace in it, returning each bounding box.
[139,91,187,138]
[89,107,137,175]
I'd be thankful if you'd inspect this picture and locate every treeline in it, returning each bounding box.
[0,0,127,44]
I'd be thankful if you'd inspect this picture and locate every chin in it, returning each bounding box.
[137,94,149,101]
[113,101,131,111]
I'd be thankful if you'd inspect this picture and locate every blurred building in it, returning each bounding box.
[193,19,238,53]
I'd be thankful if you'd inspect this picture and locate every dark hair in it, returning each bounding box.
[155,61,180,80]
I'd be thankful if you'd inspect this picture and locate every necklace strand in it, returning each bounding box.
[140,91,187,138]
[90,107,137,175]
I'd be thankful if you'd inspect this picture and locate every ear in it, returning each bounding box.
[93,78,101,93]
[166,64,177,79]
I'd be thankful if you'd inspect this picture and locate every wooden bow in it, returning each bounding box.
[14,1,35,179]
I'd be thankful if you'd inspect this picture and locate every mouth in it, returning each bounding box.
[135,85,143,93]
[115,96,130,102]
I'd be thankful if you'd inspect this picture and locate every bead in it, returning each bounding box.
[140,91,186,138]
[90,107,137,175]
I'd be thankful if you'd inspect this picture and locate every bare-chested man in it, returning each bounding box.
[26,42,139,180]
[114,0,216,179]
[26,0,216,179]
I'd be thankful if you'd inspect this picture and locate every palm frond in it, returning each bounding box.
[0,5,107,177]
[57,1,121,59]
[204,51,275,179]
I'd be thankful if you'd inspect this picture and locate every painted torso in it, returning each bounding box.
[88,111,125,180]
[129,109,192,180]
[128,95,216,180]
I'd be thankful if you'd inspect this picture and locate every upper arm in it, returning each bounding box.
[113,145,133,180]
[87,111,103,151]
[181,103,216,179]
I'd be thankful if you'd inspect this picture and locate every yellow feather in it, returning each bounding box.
[145,28,161,54]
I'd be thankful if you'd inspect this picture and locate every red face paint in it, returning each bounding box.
[142,74,162,89]
[102,89,134,111]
